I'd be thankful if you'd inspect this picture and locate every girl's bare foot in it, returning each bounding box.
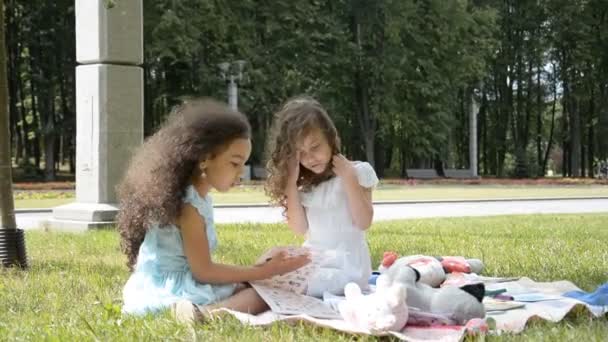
[172,300,211,324]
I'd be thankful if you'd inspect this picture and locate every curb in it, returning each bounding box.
[15,196,608,213]
[14,208,54,214]
[372,196,608,205]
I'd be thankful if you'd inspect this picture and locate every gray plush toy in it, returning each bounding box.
[385,265,486,325]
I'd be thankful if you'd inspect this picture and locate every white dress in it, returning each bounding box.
[299,161,379,297]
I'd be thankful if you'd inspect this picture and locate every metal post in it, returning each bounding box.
[228,77,238,111]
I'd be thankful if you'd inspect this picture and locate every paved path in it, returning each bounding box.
[15,198,608,230]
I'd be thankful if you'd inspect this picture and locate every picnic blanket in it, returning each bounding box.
[211,277,607,341]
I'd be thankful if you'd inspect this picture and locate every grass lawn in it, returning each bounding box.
[14,184,608,208]
[14,198,74,209]
[1,214,607,340]
[14,191,74,209]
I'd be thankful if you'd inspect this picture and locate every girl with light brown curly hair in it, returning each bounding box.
[265,96,379,297]
[118,99,309,321]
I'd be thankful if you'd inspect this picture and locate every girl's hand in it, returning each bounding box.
[254,246,287,266]
[287,151,301,186]
[332,154,357,182]
[260,251,310,278]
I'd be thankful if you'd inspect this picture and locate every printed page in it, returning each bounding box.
[252,246,327,294]
[250,246,341,319]
[251,282,341,319]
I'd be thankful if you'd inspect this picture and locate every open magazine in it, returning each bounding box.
[249,246,342,319]
[442,272,520,287]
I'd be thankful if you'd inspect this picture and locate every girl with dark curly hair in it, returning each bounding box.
[265,96,379,297]
[119,99,309,320]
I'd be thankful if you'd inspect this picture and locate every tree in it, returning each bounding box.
[4,0,607,179]
[0,1,27,268]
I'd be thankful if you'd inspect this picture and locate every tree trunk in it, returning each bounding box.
[28,56,41,171]
[15,47,30,165]
[496,72,511,177]
[569,97,581,177]
[599,83,608,160]
[400,146,407,178]
[513,45,528,178]
[353,65,376,166]
[374,131,385,178]
[536,61,543,175]
[143,63,154,137]
[0,1,17,230]
[384,124,394,172]
[587,88,595,178]
[562,139,569,177]
[6,0,21,165]
[480,90,488,175]
[351,9,376,168]
[8,91,17,161]
[561,103,569,177]
[567,69,581,177]
[43,92,56,181]
[58,68,74,171]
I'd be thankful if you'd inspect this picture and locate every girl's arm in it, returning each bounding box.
[284,152,308,235]
[342,177,373,230]
[333,155,374,230]
[285,181,309,235]
[179,204,309,284]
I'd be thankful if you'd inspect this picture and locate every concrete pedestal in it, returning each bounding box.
[48,0,143,231]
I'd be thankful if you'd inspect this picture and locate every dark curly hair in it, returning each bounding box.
[117,98,251,270]
[265,96,340,212]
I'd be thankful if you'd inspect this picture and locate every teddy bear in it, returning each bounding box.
[338,274,408,333]
[385,265,486,325]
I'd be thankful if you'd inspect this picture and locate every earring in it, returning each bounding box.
[200,163,207,178]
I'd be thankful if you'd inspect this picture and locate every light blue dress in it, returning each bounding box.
[122,185,236,315]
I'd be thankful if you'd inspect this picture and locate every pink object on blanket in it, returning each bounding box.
[465,318,490,335]
[381,251,399,268]
[441,256,471,273]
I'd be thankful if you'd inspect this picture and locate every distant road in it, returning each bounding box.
[16,197,608,230]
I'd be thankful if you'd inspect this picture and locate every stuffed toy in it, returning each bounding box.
[379,253,446,287]
[385,265,486,325]
[436,256,484,274]
[338,274,408,333]
[379,252,484,287]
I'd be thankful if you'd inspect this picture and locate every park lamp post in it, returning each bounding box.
[218,60,252,180]
[218,60,246,111]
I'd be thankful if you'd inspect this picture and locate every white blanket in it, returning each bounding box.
[211,277,607,341]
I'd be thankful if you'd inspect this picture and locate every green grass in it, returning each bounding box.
[1,214,607,340]
[13,184,608,208]
[14,191,75,209]
[371,184,608,201]
[14,198,74,208]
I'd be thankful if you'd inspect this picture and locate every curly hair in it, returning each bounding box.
[265,96,341,211]
[117,98,251,270]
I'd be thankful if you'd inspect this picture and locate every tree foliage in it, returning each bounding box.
[5,0,608,179]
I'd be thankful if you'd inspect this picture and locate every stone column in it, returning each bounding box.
[48,0,143,230]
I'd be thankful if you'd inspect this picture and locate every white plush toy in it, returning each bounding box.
[379,252,485,288]
[379,253,446,288]
[386,265,485,325]
[338,274,408,333]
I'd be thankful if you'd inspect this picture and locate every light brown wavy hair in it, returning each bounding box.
[265,96,341,211]
[117,99,251,270]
